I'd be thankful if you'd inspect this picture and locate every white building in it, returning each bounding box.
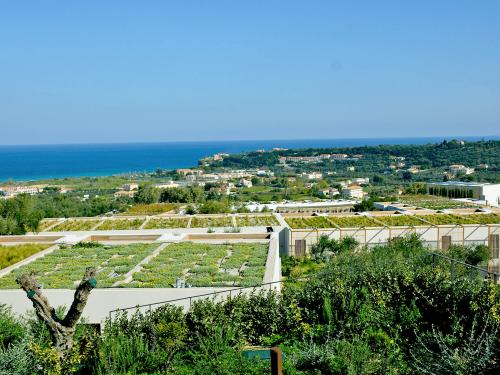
[122,183,139,191]
[352,177,370,185]
[427,182,500,206]
[449,164,475,175]
[321,188,340,198]
[0,186,42,197]
[302,172,323,180]
[153,181,179,189]
[239,179,253,188]
[341,185,365,199]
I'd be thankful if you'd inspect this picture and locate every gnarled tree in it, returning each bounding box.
[16,267,97,357]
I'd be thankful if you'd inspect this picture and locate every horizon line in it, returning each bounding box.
[1,135,499,148]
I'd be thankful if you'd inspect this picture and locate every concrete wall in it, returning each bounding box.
[0,234,282,323]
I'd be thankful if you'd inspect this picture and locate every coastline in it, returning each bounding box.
[1,136,498,182]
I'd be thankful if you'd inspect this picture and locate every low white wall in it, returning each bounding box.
[0,288,243,324]
[263,233,282,289]
[0,236,282,323]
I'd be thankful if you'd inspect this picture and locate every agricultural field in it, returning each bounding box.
[37,219,60,232]
[0,243,51,269]
[0,243,157,289]
[48,219,102,232]
[95,218,145,230]
[121,203,176,216]
[190,216,233,228]
[396,195,479,210]
[131,242,268,288]
[143,217,190,229]
[236,215,279,227]
[371,215,425,227]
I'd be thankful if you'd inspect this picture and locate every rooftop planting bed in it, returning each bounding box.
[190,216,233,228]
[0,243,157,289]
[131,242,268,288]
[396,195,479,210]
[372,215,425,227]
[286,213,500,229]
[37,219,59,232]
[236,215,279,227]
[464,213,500,224]
[95,218,145,230]
[415,214,477,225]
[143,217,190,229]
[122,203,176,216]
[0,243,51,269]
[285,216,377,229]
[48,219,101,232]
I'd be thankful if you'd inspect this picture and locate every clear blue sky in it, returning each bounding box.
[1,1,499,145]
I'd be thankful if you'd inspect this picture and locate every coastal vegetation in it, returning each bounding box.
[1,236,498,374]
[213,140,500,182]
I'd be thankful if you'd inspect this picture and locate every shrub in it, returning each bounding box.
[0,305,25,350]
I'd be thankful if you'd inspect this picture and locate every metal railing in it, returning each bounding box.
[108,252,500,320]
[429,252,499,282]
[108,277,309,320]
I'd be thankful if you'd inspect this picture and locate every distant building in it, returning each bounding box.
[427,181,500,206]
[122,183,139,191]
[406,166,420,174]
[330,153,348,160]
[352,177,370,185]
[256,170,274,177]
[114,190,136,198]
[449,164,474,175]
[321,188,340,198]
[176,169,194,176]
[347,166,355,172]
[341,185,365,199]
[153,181,179,189]
[210,183,231,196]
[302,172,322,180]
[0,186,42,197]
[239,179,253,188]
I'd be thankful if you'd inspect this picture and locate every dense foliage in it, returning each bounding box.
[0,195,43,235]
[1,236,499,374]
[213,140,500,183]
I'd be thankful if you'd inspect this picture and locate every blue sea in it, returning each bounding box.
[0,137,497,181]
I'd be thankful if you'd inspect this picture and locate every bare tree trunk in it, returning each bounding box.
[16,267,97,357]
